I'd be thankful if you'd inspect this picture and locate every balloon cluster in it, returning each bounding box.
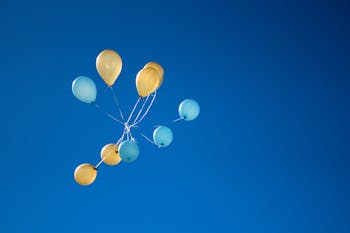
[72,49,200,186]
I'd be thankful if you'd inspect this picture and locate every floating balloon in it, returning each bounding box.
[144,62,164,88]
[96,49,122,87]
[74,163,97,186]
[178,99,200,121]
[72,76,97,104]
[153,126,173,147]
[118,140,139,163]
[100,143,122,166]
[135,67,161,97]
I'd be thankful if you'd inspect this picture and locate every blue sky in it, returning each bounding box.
[1,0,350,232]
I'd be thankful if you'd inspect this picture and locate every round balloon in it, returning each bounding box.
[135,67,161,97]
[178,99,200,121]
[153,126,173,147]
[96,49,122,87]
[144,62,164,88]
[72,76,97,104]
[118,140,139,163]
[100,143,122,166]
[74,163,97,186]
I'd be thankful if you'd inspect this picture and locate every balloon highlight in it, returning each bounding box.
[119,140,140,163]
[153,126,173,147]
[74,163,97,186]
[178,99,200,121]
[72,76,97,104]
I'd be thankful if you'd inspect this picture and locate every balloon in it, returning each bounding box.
[144,62,164,88]
[100,144,122,166]
[96,49,122,86]
[72,76,97,104]
[118,140,140,163]
[178,99,200,121]
[135,67,161,97]
[74,163,97,186]
[153,126,173,147]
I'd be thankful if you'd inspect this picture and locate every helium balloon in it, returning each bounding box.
[135,67,161,97]
[178,99,200,121]
[96,49,122,87]
[153,126,173,147]
[72,76,97,104]
[144,62,164,88]
[74,163,97,186]
[100,143,122,166]
[118,140,140,163]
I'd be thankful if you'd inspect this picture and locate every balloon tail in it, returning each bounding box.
[94,103,124,125]
[110,87,125,121]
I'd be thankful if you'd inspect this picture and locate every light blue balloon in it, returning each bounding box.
[153,126,173,147]
[72,76,97,104]
[118,140,139,163]
[178,99,200,121]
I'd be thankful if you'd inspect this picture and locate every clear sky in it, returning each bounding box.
[1,0,350,232]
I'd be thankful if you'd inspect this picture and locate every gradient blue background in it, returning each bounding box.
[1,0,349,232]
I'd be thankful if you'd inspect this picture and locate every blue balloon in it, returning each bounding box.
[153,126,173,147]
[178,99,200,121]
[72,76,97,104]
[118,140,139,163]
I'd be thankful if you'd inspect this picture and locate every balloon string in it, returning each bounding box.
[95,130,126,168]
[93,103,124,125]
[131,91,157,127]
[172,117,183,123]
[131,95,150,126]
[126,97,141,125]
[110,87,125,121]
[154,117,183,128]
[138,132,157,146]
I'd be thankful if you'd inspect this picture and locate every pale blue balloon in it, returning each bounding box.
[72,76,97,104]
[178,99,200,121]
[153,126,173,147]
[118,140,139,163]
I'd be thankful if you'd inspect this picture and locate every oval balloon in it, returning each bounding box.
[74,163,97,186]
[153,126,173,147]
[135,67,161,97]
[118,140,139,163]
[178,99,200,121]
[144,62,164,88]
[96,49,122,87]
[72,76,97,104]
[100,143,122,166]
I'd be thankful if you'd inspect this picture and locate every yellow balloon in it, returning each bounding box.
[96,49,122,86]
[100,143,122,166]
[74,163,97,186]
[136,67,161,97]
[144,62,164,88]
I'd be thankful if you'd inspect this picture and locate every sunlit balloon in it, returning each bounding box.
[153,126,173,147]
[118,140,139,163]
[135,67,161,97]
[100,143,122,166]
[96,49,122,86]
[178,99,200,121]
[74,163,97,186]
[72,76,97,104]
[144,62,164,88]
